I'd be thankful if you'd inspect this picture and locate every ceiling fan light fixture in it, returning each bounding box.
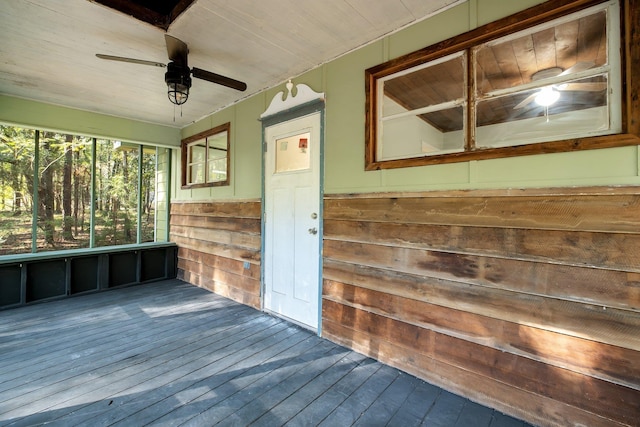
[534,86,560,107]
[167,81,189,105]
[165,62,192,105]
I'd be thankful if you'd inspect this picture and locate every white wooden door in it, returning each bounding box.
[264,112,321,330]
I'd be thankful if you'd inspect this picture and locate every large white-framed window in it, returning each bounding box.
[365,0,637,170]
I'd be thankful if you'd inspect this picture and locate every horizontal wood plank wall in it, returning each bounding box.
[170,200,261,309]
[323,187,640,427]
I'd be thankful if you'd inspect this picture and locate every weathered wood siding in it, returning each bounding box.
[322,187,640,427]
[170,200,261,308]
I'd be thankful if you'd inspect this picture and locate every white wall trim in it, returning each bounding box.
[261,81,325,119]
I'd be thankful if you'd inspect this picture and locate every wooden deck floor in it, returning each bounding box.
[0,280,533,427]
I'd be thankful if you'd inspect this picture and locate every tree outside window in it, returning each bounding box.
[0,125,165,255]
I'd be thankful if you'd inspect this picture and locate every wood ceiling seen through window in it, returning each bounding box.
[384,10,608,133]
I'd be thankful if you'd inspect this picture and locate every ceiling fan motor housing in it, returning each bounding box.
[165,61,192,105]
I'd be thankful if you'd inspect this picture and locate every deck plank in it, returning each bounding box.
[421,390,468,427]
[105,326,305,426]
[174,338,337,426]
[103,327,288,426]
[317,364,400,427]
[217,346,353,427]
[455,401,495,427]
[386,379,441,426]
[0,302,249,394]
[0,279,533,427]
[250,351,370,427]
[0,282,223,374]
[351,372,417,426]
[58,331,314,427]
[152,335,334,426]
[282,357,382,426]
[2,315,276,424]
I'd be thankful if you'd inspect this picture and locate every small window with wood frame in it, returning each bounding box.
[181,122,230,188]
[365,0,639,170]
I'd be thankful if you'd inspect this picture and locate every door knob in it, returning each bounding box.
[308,227,318,235]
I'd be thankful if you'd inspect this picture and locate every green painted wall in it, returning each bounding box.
[0,95,180,147]
[2,1,638,202]
[173,0,638,200]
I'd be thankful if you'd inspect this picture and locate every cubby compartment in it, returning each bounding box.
[71,256,100,294]
[26,259,66,302]
[109,251,138,287]
[0,264,22,307]
[141,249,167,282]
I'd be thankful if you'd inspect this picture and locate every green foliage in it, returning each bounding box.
[0,126,159,255]
[0,126,35,211]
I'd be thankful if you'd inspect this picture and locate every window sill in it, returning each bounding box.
[365,133,640,171]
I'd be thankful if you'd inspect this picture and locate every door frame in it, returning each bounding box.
[260,100,325,333]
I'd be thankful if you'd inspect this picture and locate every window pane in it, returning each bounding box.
[0,126,35,255]
[95,140,139,247]
[379,107,465,160]
[474,7,614,148]
[155,148,169,242]
[187,141,206,185]
[476,75,609,148]
[140,148,156,243]
[35,133,92,252]
[36,132,59,251]
[188,163,204,184]
[276,132,311,173]
[61,136,92,251]
[207,156,227,182]
[190,141,206,162]
[475,10,607,95]
[382,54,465,116]
[206,131,228,183]
[379,53,466,160]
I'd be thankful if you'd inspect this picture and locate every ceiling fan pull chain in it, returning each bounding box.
[545,105,550,123]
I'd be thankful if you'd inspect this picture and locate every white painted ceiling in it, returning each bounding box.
[0,0,461,128]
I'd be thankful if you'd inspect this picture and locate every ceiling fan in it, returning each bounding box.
[513,61,606,110]
[96,34,247,106]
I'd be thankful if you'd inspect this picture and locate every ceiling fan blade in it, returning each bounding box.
[559,61,595,76]
[192,67,247,92]
[558,82,607,92]
[96,54,166,68]
[165,34,188,66]
[513,92,537,109]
